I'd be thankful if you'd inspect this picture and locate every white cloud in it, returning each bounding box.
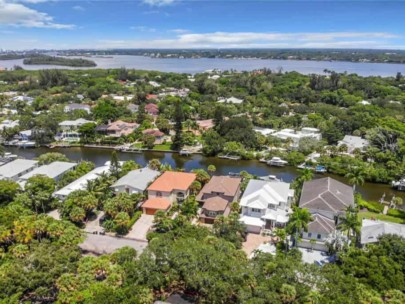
[72,5,85,11]
[93,31,403,50]
[169,28,189,34]
[0,0,75,29]
[142,0,175,7]
[130,26,156,32]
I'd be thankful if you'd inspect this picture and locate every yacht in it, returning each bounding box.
[267,157,288,167]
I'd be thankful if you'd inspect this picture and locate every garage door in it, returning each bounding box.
[144,208,156,215]
[246,225,262,234]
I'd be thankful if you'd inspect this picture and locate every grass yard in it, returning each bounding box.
[153,143,172,151]
[358,211,405,224]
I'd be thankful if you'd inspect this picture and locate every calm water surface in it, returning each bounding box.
[6,146,404,202]
[1,55,405,77]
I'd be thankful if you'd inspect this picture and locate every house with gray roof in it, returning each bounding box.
[18,161,77,188]
[360,219,405,246]
[298,177,354,251]
[239,179,294,233]
[110,167,161,195]
[64,103,91,114]
[338,135,369,153]
[0,159,38,181]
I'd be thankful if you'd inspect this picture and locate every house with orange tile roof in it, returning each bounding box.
[145,103,159,115]
[142,171,196,215]
[95,120,139,137]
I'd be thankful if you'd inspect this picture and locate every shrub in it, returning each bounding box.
[357,197,384,213]
[387,208,405,219]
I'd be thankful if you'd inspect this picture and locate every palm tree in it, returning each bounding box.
[391,196,403,209]
[148,159,161,171]
[286,207,313,247]
[207,165,216,176]
[338,208,360,241]
[345,166,366,192]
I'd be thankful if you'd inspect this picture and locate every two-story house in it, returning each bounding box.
[298,177,354,251]
[142,171,196,215]
[96,120,139,137]
[110,168,161,195]
[239,180,294,233]
[196,176,242,224]
[58,118,95,142]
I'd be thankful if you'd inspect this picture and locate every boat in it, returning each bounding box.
[259,175,281,182]
[392,178,405,191]
[120,147,142,153]
[179,149,191,156]
[315,165,327,173]
[297,162,313,170]
[17,140,36,148]
[218,154,241,161]
[267,157,288,167]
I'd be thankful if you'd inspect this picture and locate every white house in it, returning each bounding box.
[64,103,91,114]
[58,118,95,142]
[272,127,322,148]
[111,168,160,195]
[360,219,405,246]
[18,161,77,188]
[239,179,294,234]
[218,96,244,104]
[0,159,38,181]
[148,81,161,88]
[359,100,371,105]
[53,165,110,200]
[0,119,19,130]
[338,135,369,153]
[253,127,276,136]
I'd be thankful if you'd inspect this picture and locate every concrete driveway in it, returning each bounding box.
[126,214,154,241]
[84,211,105,234]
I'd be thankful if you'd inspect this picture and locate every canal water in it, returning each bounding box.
[6,146,404,202]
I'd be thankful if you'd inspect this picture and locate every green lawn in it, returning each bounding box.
[358,211,405,224]
[153,143,172,151]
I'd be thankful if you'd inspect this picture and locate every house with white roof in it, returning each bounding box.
[64,103,91,114]
[110,168,160,195]
[271,127,322,148]
[0,119,19,130]
[53,165,110,200]
[0,159,38,181]
[359,100,371,105]
[148,81,161,88]
[360,219,405,246]
[218,96,244,104]
[338,135,369,153]
[239,179,294,234]
[19,161,77,187]
[12,95,34,105]
[58,118,95,142]
[253,127,276,136]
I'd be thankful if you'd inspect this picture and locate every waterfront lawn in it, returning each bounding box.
[153,143,172,151]
[358,211,405,224]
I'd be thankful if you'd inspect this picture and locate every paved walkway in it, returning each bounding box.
[242,233,272,257]
[84,211,105,234]
[80,233,148,255]
[126,214,154,241]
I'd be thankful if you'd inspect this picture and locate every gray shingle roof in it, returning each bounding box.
[299,177,354,213]
[111,168,160,191]
[308,213,336,234]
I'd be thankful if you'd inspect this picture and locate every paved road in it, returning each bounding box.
[126,214,154,241]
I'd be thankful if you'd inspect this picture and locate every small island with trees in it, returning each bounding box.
[23,55,97,67]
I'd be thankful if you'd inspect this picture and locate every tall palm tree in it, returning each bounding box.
[345,167,366,192]
[338,208,360,241]
[286,206,313,247]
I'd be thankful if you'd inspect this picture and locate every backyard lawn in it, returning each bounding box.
[358,211,405,224]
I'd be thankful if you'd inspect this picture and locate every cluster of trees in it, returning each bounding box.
[23,55,97,67]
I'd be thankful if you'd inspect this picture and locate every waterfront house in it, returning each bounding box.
[142,171,196,215]
[18,161,76,187]
[18,130,32,141]
[338,135,369,153]
[64,103,91,114]
[196,176,242,224]
[0,159,38,181]
[239,180,294,233]
[111,168,161,195]
[96,120,139,137]
[145,103,159,115]
[298,177,354,251]
[272,127,322,149]
[360,219,405,246]
[59,118,95,142]
[142,129,165,144]
[53,165,110,200]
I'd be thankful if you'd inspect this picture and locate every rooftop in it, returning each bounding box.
[299,177,354,213]
[142,197,171,210]
[111,168,161,191]
[361,219,405,245]
[19,161,76,180]
[0,159,38,179]
[147,171,196,192]
[202,196,229,212]
[196,175,241,201]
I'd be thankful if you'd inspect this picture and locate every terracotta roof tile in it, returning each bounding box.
[147,171,196,192]
[142,198,171,210]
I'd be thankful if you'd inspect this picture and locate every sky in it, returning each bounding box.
[0,0,405,50]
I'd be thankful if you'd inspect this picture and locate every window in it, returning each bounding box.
[208,211,217,217]
[308,233,312,238]
[251,208,261,213]
[156,192,162,197]
[317,234,321,239]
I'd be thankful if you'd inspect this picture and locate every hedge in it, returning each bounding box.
[357,197,384,213]
[387,208,405,220]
